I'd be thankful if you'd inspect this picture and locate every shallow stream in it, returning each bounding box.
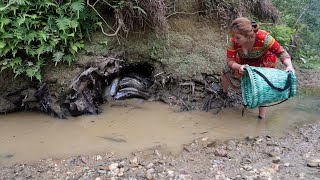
[0,89,319,165]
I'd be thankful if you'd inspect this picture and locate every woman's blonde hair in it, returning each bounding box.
[230,17,259,39]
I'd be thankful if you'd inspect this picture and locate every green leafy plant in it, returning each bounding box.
[0,0,97,80]
[263,25,296,51]
[272,0,320,68]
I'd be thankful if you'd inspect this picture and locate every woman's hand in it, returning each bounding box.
[238,64,248,75]
[285,66,295,74]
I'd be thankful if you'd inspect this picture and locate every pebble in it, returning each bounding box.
[130,157,138,165]
[118,168,124,177]
[243,165,253,171]
[147,163,154,169]
[284,163,290,167]
[178,174,192,180]
[245,136,254,141]
[214,148,227,157]
[307,159,320,167]
[199,137,209,147]
[146,168,155,179]
[96,155,102,161]
[227,140,236,146]
[98,170,106,174]
[227,146,233,150]
[268,151,280,157]
[80,156,88,164]
[113,168,120,174]
[108,163,119,171]
[259,171,272,177]
[299,173,305,178]
[272,156,281,163]
[167,170,174,175]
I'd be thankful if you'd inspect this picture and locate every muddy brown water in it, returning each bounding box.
[1,89,319,165]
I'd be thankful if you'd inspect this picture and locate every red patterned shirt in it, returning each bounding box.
[226,29,291,70]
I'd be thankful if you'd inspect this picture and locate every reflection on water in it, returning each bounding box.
[0,88,319,165]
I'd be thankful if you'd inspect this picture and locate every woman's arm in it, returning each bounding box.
[264,33,295,73]
[283,59,295,73]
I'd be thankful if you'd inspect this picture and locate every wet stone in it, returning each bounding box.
[146,168,155,179]
[268,151,280,157]
[227,146,234,150]
[108,163,119,171]
[97,170,106,174]
[272,156,281,163]
[307,162,318,167]
[227,140,236,146]
[299,173,305,178]
[245,136,255,141]
[178,174,192,180]
[214,148,227,157]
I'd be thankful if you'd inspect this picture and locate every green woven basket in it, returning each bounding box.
[241,66,296,109]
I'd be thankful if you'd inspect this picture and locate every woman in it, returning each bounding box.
[221,17,295,119]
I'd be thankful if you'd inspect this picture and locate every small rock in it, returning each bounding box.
[118,172,124,177]
[265,168,277,175]
[307,159,320,167]
[96,155,102,161]
[268,151,280,157]
[119,168,125,173]
[259,170,272,177]
[245,136,254,141]
[202,137,208,141]
[80,156,88,164]
[146,163,154,169]
[214,148,227,157]
[113,168,120,174]
[183,145,192,152]
[167,170,174,175]
[243,165,253,171]
[178,174,192,180]
[154,150,161,157]
[199,137,209,147]
[227,140,236,146]
[227,146,233,150]
[272,156,281,163]
[207,141,217,147]
[95,178,102,180]
[255,177,269,180]
[272,164,280,172]
[284,163,290,167]
[307,162,319,167]
[146,168,155,179]
[14,166,23,173]
[98,170,106,174]
[299,173,305,179]
[130,157,138,165]
[108,163,119,171]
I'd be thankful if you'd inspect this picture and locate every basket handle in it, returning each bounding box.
[252,69,292,92]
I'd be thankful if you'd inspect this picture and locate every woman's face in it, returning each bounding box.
[232,32,248,46]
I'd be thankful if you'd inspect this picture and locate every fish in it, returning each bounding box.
[126,73,153,87]
[114,87,151,100]
[97,136,127,143]
[119,77,147,91]
[110,77,120,96]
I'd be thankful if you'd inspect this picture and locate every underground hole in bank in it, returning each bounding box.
[102,63,155,101]
[63,61,157,117]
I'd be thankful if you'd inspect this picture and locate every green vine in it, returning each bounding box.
[0,0,97,80]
